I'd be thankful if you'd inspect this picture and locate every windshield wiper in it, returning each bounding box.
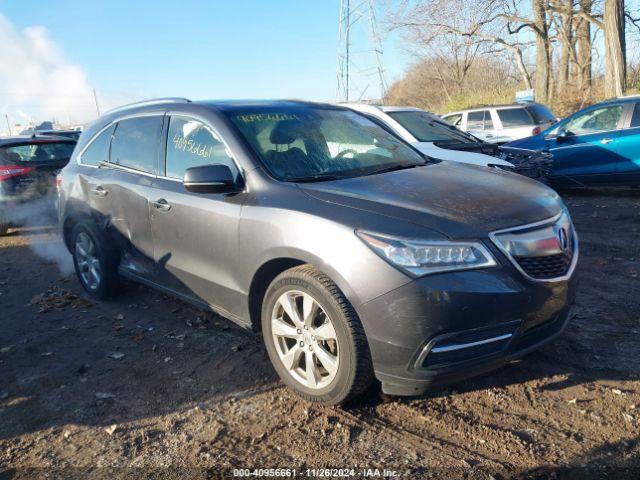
[361,163,423,177]
[287,173,346,183]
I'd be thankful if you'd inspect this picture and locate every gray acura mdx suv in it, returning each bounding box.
[58,98,578,405]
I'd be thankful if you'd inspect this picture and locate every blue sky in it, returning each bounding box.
[0,0,411,125]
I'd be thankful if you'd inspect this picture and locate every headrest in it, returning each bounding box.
[270,120,299,145]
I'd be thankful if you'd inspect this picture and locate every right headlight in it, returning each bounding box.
[356,230,497,277]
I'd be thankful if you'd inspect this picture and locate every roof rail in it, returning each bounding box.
[103,97,191,116]
[617,94,640,99]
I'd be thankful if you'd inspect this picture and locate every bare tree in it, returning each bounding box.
[604,0,626,95]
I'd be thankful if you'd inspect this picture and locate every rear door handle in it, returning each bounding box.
[152,199,171,211]
[91,186,108,197]
[600,138,614,144]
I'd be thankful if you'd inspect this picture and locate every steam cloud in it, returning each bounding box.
[1,199,74,276]
[0,13,98,125]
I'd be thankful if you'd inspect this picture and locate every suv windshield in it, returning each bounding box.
[387,111,476,143]
[227,107,427,182]
[0,141,75,164]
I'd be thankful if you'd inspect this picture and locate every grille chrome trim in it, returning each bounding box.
[489,211,579,283]
[430,333,513,354]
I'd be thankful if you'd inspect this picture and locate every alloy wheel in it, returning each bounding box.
[75,232,102,291]
[271,290,339,389]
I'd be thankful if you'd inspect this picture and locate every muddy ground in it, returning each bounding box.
[0,190,639,479]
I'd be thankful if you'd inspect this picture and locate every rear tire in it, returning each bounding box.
[261,265,374,405]
[71,223,120,299]
[0,222,9,236]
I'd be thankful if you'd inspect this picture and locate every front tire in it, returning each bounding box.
[261,265,374,405]
[71,223,120,299]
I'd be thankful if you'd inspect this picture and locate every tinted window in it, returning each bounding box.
[388,111,474,143]
[527,104,556,124]
[1,141,75,163]
[80,125,115,166]
[630,103,640,128]
[227,107,426,182]
[497,108,533,127]
[166,116,237,179]
[565,105,623,135]
[110,116,163,173]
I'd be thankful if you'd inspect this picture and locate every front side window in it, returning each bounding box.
[80,125,115,166]
[497,108,533,127]
[110,116,163,174]
[227,107,427,182]
[467,111,488,130]
[165,116,237,179]
[565,105,623,135]
[0,141,75,163]
[387,111,473,143]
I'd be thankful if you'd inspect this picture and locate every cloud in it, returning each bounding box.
[0,13,99,126]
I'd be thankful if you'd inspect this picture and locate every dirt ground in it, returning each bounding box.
[0,190,639,480]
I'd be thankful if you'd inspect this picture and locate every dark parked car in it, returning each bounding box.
[38,129,82,141]
[58,98,578,404]
[0,135,77,235]
[505,96,640,188]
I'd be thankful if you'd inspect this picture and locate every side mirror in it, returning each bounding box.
[555,127,572,142]
[183,164,241,194]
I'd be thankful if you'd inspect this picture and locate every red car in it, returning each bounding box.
[0,135,76,235]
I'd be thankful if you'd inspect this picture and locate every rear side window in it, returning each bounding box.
[497,108,533,127]
[165,116,237,180]
[80,125,115,166]
[630,103,640,128]
[527,104,556,124]
[110,116,163,174]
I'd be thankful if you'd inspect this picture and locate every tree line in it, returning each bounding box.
[385,0,638,115]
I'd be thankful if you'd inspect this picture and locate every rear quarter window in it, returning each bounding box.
[79,125,115,166]
[497,108,534,127]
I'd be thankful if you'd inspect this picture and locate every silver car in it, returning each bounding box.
[58,99,577,404]
[442,102,557,144]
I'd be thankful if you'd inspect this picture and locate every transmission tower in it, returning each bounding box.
[336,0,388,102]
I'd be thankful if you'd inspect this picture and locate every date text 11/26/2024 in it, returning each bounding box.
[233,468,401,478]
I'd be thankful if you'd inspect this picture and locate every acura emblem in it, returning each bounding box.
[557,227,569,252]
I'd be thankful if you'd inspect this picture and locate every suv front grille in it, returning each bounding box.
[490,210,578,282]
[515,252,573,280]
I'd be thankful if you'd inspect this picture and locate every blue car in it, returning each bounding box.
[504,97,640,187]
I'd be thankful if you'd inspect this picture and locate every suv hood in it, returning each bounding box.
[412,142,513,167]
[299,162,561,238]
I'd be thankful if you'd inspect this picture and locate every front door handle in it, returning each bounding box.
[600,138,614,144]
[91,186,108,197]
[152,199,171,211]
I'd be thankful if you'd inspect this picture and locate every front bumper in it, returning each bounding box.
[357,255,578,396]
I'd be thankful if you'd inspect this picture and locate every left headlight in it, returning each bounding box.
[356,230,497,277]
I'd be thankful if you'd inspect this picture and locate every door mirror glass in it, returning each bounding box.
[183,164,240,194]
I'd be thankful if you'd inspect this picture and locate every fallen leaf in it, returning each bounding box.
[104,424,117,435]
[612,388,623,395]
[107,352,125,360]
